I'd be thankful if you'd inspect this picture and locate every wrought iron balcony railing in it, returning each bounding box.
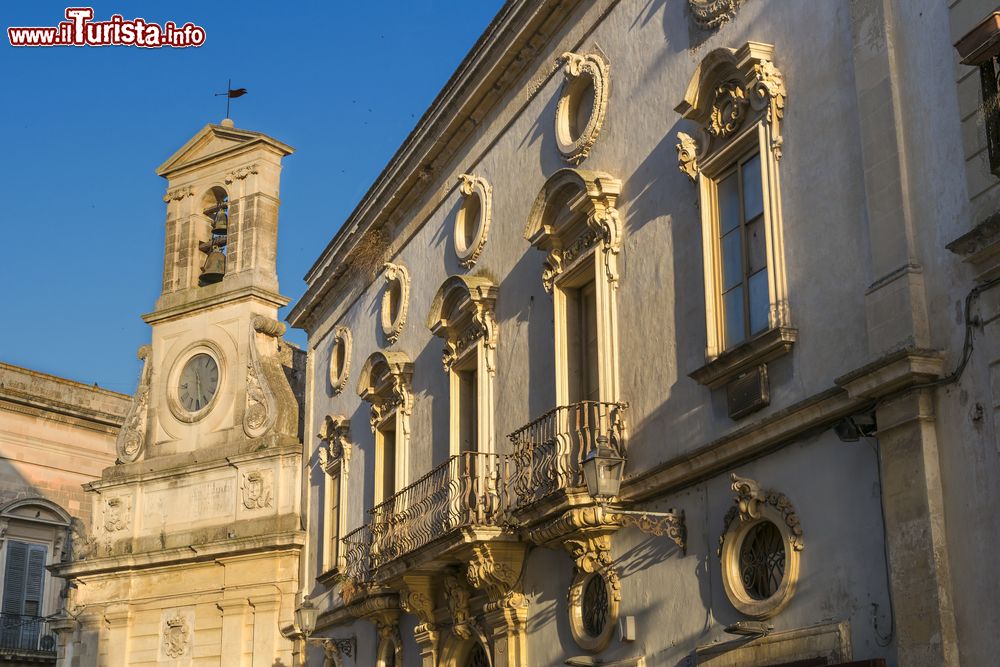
[342,451,501,584]
[0,613,57,657]
[504,400,628,513]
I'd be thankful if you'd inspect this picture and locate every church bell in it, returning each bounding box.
[210,207,228,234]
[200,249,226,284]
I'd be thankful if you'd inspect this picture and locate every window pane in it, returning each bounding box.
[721,229,743,291]
[718,173,740,235]
[746,216,767,275]
[748,269,770,335]
[723,287,745,349]
[742,153,764,221]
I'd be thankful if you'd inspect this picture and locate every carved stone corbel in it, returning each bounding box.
[116,345,152,464]
[318,414,352,477]
[465,543,525,611]
[443,570,480,640]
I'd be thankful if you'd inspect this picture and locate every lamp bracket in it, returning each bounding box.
[307,636,356,659]
[606,508,686,553]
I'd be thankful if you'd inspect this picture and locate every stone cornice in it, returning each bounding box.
[623,348,945,503]
[143,285,289,325]
[289,0,600,329]
[0,362,129,430]
[50,531,305,578]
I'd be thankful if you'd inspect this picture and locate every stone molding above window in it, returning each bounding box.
[555,52,611,164]
[318,414,353,477]
[357,351,414,436]
[454,174,493,268]
[675,42,794,392]
[718,474,803,619]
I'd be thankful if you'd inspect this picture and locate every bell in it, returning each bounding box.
[211,207,228,235]
[200,249,226,284]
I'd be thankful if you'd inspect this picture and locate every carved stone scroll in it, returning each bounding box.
[116,345,152,464]
[244,323,278,438]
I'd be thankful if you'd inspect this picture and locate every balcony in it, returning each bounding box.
[0,613,56,662]
[504,400,628,515]
[342,451,502,585]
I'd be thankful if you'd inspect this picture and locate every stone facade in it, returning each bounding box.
[0,363,128,666]
[289,1,1000,667]
[51,121,306,666]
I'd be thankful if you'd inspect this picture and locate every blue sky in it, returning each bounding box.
[0,1,504,392]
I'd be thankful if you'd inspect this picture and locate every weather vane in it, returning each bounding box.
[214,79,247,119]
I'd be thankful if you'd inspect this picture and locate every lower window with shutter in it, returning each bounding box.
[1,541,47,651]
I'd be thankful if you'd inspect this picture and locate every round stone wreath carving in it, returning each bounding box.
[328,326,352,394]
[718,475,803,619]
[381,262,410,345]
[568,570,619,653]
[166,341,226,424]
[689,0,746,29]
[454,174,492,268]
[555,52,610,163]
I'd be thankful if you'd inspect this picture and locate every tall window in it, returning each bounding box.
[328,473,341,568]
[565,277,599,402]
[716,151,768,349]
[1,541,47,650]
[454,356,478,453]
[376,422,397,505]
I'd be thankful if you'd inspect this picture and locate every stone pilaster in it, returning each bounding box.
[218,598,251,666]
[875,389,959,665]
[50,613,77,667]
[249,594,281,667]
[399,574,439,667]
[102,605,131,667]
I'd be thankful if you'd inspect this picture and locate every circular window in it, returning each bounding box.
[167,342,226,423]
[328,326,352,394]
[568,571,619,653]
[454,174,492,268]
[718,486,803,620]
[739,520,785,600]
[380,263,409,345]
[555,52,609,163]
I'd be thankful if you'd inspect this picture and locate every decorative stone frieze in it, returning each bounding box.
[162,185,194,203]
[718,473,803,619]
[454,174,492,268]
[381,262,410,345]
[225,162,259,184]
[116,345,151,464]
[555,52,610,163]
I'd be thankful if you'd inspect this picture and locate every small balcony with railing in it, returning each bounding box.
[503,400,628,521]
[0,613,57,663]
[342,451,503,586]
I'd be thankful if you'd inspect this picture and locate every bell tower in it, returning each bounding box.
[50,120,305,667]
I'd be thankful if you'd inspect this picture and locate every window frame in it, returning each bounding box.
[318,415,352,576]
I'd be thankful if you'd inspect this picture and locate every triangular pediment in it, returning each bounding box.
[156,122,293,177]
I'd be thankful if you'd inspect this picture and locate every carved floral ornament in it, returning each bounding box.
[357,351,414,433]
[523,168,624,292]
[674,42,787,179]
[328,325,352,394]
[454,174,492,268]
[555,51,610,163]
[426,275,498,374]
[688,0,746,30]
[116,345,152,464]
[718,473,803,619]
[381,262,410,345]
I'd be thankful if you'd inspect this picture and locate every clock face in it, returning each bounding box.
[178,353,219,412]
